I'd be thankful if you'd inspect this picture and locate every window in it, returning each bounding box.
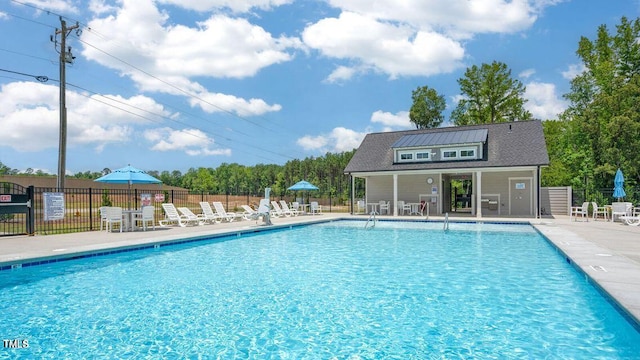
[442,150,457,159]
[416,152,430,160]
[460,149,475,158]
[400,153,413,160]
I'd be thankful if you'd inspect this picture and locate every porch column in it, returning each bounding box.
[476,170,482,218]
[534,168,539,218]
[350,175,355,215]
[393,174,398,216]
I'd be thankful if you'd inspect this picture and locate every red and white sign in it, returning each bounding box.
[0,195,11,202]
[154,193,165,202]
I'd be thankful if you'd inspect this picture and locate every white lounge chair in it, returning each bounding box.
[160,203,198,227]
[570,202,589,221]
[240,205,259,221]
[280,200,298,216]
[199,202,222,224]
[271,201,291,217]
[212,201,240,222]
[177,207,205,226]
[133,205,155,231]
[619,214,640,226]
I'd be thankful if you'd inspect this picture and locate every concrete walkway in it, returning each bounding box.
[1,213,639,326]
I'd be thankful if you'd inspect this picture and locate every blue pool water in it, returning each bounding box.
[1,220,639,359]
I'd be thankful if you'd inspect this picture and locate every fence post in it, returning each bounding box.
[89,187,93,231]
[27,185,35,236]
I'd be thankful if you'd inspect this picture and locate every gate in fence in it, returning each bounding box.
[0,183,34,236]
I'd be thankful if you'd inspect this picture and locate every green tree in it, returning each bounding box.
[451,61,532,126]
[561,16,640,190]
[409,85,445,129]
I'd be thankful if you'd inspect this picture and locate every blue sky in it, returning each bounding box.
[1,0,639,174]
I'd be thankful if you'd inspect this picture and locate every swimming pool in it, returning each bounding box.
[1,220,639,358]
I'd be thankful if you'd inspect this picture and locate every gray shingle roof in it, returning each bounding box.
[344,121,549,173]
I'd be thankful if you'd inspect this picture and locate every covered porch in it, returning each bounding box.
[350,166,542,218]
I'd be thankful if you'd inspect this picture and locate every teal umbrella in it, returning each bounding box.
[288,180,318,204]
[287,180,319,191]
[613,168,626,201]
[95,165,161,208]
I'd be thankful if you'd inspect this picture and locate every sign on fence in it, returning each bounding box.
[154,193,165,202]
[141,193,151,207]
[43,192,65,221]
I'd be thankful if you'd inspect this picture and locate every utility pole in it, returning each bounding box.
[51,17,80,190]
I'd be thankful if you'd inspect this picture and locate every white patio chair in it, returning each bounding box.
[134,205,156,231]
[611,202,633,222]
[379,201,390,215]
[356,200,366,214]
[397,200,411,215]
[310,201,322,215]
[591,202,608,221]
[99,206,109,231]
[106,206,124,232]
[570,202,589,221]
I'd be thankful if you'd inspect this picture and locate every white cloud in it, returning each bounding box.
[144,127,232,156]
[519,68,536,79]
[325,66,359,84]
[14,0,79,14]
[189,92,282,117]
[297,127,366,152]
[157,0,293,13]
[81,0,300,116]
[0,81,176,152]
[326,0,542,38]
[303,12,465,80]
[370,110,413,131]
[562,63,586,80]
[524,81,568,120]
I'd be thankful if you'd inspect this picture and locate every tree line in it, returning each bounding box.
[0,151,359,203]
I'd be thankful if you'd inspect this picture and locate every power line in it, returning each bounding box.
[5,0,304,165]
[0,68,49,82]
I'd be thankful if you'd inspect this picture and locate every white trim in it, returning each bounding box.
[348,165,540,177]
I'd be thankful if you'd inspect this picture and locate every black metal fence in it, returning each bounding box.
[571,187,640,206]
[0,184,345,236]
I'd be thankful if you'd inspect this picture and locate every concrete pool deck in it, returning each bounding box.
[1,213,639,326]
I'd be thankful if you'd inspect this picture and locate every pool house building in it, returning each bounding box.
[344,120,549,218]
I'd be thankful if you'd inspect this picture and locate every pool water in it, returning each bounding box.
[1,221,639,359]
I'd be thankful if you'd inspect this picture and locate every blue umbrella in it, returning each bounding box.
[613,168,626,200]
[95,165,162,208]
[95,165,162,185]
[287,180,319,191]
[288,180,319,205]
